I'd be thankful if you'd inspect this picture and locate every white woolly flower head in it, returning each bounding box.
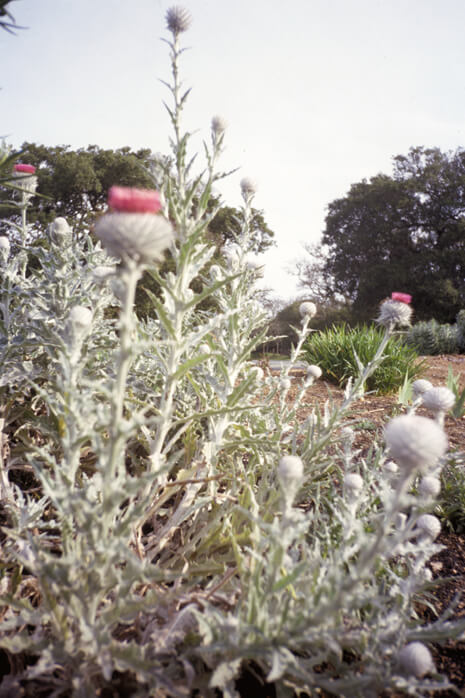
[376,299,412,329]
[415,513,441,542]
[384,415,447,474]
[344,473,364,495]
[280,377,291,391]
[48,217,72,246]
[165,6,192,34]
[278,455,304,483]
[307,364,322,379]
[412,379,433,399]
[299,301,317,319]
[398,642,434,678]
[419,476,441,498]
[95,213,174,266]
[421,386,455,414]
[211,115,227,136]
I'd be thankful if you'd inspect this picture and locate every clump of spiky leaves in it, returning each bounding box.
[406,319,459,356]
[0,8,464,698]
[303,323,424,394]
[456,310,465,353]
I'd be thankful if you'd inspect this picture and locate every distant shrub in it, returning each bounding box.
[406,318,459,355]
[304,324,424,394]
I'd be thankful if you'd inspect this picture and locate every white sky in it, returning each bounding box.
[2,0,465,302]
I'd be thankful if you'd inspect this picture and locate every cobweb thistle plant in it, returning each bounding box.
[2,7,465,697]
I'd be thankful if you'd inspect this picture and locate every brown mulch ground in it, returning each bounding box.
[266,354,465,695]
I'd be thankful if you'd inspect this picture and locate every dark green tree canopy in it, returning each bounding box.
[1,142,274,253]
[304,147,465,324]
[1,143,155,234]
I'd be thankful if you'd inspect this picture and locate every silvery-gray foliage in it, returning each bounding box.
[0,8,464,698]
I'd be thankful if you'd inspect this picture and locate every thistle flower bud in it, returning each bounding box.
[199,343,211,356]
[419,476,441,498]
[48,217,72,246]
[280,377,291,390]
[95,212,174,266]
[415,514,441,542]
[344,473,364,495]
[69,306,93,333]
[14,163,36,174]
[384,460,399,475]
[412,379,433,399]
[384,415,447,475]
[12,163,38,196]
[211,115,227,136]
[421,387,455,414]
[240,178,257,197]
[278,455,304,483]
[165,5,192,34]
[398,642,434,678]
[376,299,412,329]
[108,186,161,214]
[307,364,322,379]
[299,301,317,319]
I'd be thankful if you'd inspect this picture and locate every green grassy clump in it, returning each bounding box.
[303,323,424,395]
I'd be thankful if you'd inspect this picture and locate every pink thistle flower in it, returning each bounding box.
[391,292,412,304]
[13,163,36,174]
[108,186,162,214]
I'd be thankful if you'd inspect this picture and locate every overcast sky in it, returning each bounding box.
[2,0,465,301]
